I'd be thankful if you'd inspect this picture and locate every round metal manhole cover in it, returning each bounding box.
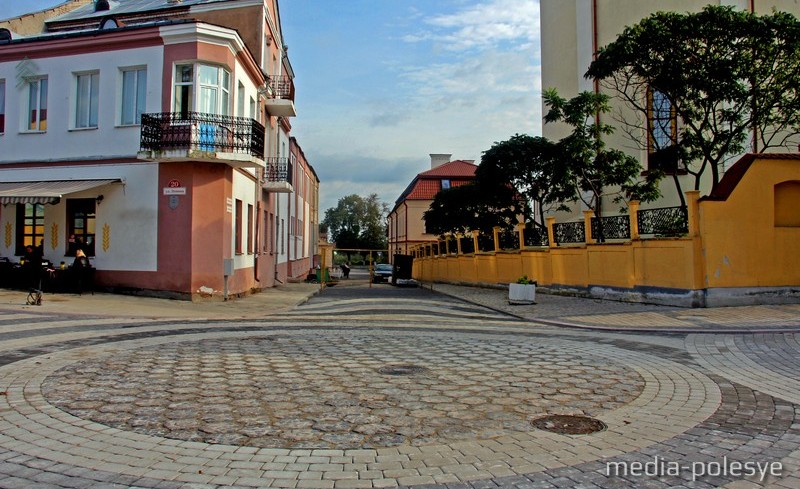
[377,364,430,376]
[531,414,607,435]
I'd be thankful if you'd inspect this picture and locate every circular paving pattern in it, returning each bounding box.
[42,333,644,449]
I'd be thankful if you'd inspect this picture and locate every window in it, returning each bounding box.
[235,199,243,254]
[27,77,48,131]
[441,179,451,189]
[75,72,99,128]
[15,204,45,255]
[775,181,800,227]
[247,204,254,254]
[237,81,245,117]
[67,199,96,256]
[249,96,256,119]
[647,88,678,172]
[198,65,230,116]
[121,68,146,125]
[174,64,193,118]
[0,79,5,133]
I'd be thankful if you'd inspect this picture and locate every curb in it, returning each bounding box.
[430,288,800,335]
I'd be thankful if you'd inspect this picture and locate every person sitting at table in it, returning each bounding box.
[72,249,91,269]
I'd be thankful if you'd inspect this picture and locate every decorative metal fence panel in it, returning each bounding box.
[524,224,549,247]
[140,112,265,159]
[460,236,475,254]
[591,215,631,241]
[497,228,519,250]
[477,233,495,252]
[553,221,586,244]
[637,206,688,236]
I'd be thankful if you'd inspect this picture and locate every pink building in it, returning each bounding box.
[0,0,318,299]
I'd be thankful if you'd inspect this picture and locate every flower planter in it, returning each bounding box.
[508,282,536,305]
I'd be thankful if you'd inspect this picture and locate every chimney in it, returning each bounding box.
[429,153,452,169]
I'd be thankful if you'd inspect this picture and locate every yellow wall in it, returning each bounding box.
[701,159,800,287]
[413,157,800,305]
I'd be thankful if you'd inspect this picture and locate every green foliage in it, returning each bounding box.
[516,275,535,285]
[586,5,800,193]
[476,134,571,228]
[322,193,388,250]
[422,182,519,237]
[543,89,662,213]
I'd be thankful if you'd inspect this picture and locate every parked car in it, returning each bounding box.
[372,263,393,283]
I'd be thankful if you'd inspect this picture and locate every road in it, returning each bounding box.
[0,284,798,488]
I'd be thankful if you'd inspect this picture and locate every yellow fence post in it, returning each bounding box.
[583,210,595,244]
[456,233,463,254]
[686,190,701,237]
[472,231,479,253]
[628,200,640,240]
[493,226,501,252]
[517,223,525,249]
[546,217,556,248]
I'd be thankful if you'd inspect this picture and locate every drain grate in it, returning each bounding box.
[377,364,430,376]
[531,414,607,435]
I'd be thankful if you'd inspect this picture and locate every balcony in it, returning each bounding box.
[263,157,293,193]
[265,75,296,117]
[138,112,266,168]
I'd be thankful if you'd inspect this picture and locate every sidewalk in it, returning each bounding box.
[0,282,321,320]
[431,282,800,333]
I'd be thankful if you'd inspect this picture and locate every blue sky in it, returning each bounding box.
[3,0,541,212]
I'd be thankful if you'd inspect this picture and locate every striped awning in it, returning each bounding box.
[0,179,122,205]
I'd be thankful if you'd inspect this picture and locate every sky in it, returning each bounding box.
[2,0,542,213]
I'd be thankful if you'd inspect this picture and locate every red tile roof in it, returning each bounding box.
[394,160,478,206]
[419,160,478,177]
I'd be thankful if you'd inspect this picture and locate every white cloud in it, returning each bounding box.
[403,0,540,51]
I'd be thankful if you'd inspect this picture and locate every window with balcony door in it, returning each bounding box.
[121,68,146,125]
[26,77,48,132]
[174,65,193,119]
[75,72,99,129]
[647,88,679,173]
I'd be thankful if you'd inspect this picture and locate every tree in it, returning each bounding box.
[476,133,570,229]
[423,182,520,237]
[586,5,800,195]
[543,89,661,216]
[322,194,388,253]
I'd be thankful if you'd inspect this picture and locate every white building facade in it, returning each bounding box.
[0,0,317,299]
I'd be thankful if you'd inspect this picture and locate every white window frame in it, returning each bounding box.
[173,63,231,117]
[120,67,147,126]
[74,71,100,129]
[24,77,48,133]
[174,64,194,118]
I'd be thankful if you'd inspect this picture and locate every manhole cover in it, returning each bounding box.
[377,364,429,376]
[531,414,607,435]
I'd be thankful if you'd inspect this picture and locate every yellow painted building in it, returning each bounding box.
[540,0,800,219]
[387,155,477,257]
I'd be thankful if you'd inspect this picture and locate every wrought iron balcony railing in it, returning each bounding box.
[264,157,293,184]
[267,75,295,100]
[139,112,265,159]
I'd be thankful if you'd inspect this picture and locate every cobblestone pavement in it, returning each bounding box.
[430,283,800,332]
[0,284,798,489]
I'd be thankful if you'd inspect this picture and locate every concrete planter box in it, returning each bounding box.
[509,282,536,305]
